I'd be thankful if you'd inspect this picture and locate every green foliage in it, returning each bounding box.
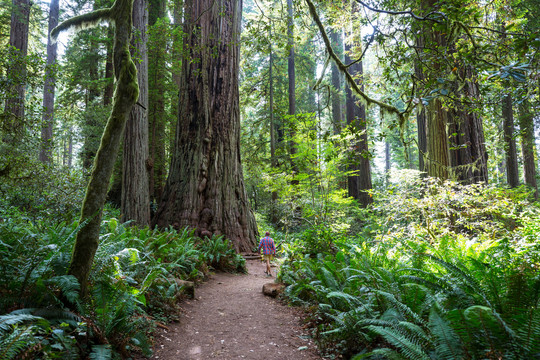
[0,208,246,359]
[280,179,540,359]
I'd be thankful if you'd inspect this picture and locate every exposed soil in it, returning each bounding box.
[146,259,322,360]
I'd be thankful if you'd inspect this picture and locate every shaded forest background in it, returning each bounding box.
[1,0,540,358]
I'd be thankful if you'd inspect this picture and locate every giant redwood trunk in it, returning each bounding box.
[122,0,150,226]
[519,99,537,198]
[153,0,258,252]
[502,93,520,188]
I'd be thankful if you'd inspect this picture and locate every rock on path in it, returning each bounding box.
[147,259,322,360]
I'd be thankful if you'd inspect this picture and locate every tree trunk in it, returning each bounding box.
[330,28,343,134]
[269,21,278,224]
[103,26,114,106]
[39,0,59,164]
[122,0,150,226]
[414,36,427,175]
[447,67,488,184]
[148,0,167,204]
[61,0,140,294]
[5,0,31,136]
[153,0,258,252]
[344,11,372,206]
[287,0,298,180]
[519,99,537,198]
[502,93,520,187]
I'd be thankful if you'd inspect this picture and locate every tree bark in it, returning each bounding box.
[330,28,343,134]
[153,0,258,252]
[39,0,60,164]
[414,36,427,175]
[57,0,140,294]
[148,0,167,204]
[122,0,150,226]
[519,99,537,198]
[502,93,520,187]
[287,0,298,180]
[344,15,372,207]
[448,67,488,184]
[5,0,31,135]
[269,21,278,224]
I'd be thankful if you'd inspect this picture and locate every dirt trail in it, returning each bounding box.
[147,259,321,360]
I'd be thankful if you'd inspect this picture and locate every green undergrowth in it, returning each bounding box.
[0,207,245,359]
[278,179,540,359]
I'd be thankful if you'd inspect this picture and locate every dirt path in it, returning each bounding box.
[147,259,321,360]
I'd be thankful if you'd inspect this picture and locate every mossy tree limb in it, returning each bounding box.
[52,0,139,295]
[305,0,409,126]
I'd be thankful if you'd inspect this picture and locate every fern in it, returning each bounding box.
[367,325,431,360]
[89,344,112,360]
[428,308,463,360]
[0,313,43,335]
[0,326,37,360]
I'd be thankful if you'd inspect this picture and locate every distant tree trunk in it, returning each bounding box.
[103,26,114,106]
[287,0,298,180]
[519,99,537,198]
[414,36,427,175]
[39,0,60,163]
[344,14,372,207]
[330,28,343,134]
[122,0,150,226]
[148,0,167,204]
[58,0,140,294]
[448,68,488,184]
[5,0,31,135]
[153,0,258,252]
[502,93,519,187]
[385,139,390,184]
[39,0,59,163]
[269,22,278,224]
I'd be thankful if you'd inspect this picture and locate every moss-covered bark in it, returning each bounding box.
[52,0,139,294]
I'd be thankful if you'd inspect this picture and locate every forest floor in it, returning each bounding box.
[144,259,323,360]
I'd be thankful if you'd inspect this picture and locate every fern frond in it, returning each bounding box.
[374,290,426,326]
[428,308,463,360]
[367,325,431,360]
[0,314,43,335]
[0,326,37,360]
[89,344,112,360]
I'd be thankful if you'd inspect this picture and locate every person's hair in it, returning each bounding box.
[265,231,270,236]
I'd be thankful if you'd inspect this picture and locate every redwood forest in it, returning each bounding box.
[1,0,539,358]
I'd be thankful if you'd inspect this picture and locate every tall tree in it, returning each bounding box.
[147,0,168,204]
[519,98,537,198]
[52,0,140,294]
[153,0,258,252]
[39,0,60,163]
[502,92,519,187]
[330,28,343,134]
[5,0,31,135]
[344,9,372,206]
[121,0,150,225]
[287,0,298,178]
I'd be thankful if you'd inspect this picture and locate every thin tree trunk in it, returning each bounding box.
[39,0,60,164]
[122,0,150,226]
[345,9,372,206]
[269,21,278,224]
[502,93,520,187]
[330,28,343,134]
[153,0,257,252]
[287,0,298,184]
[519,99,537,198]
[5,0,31,136]
[103,26,114,106]
[148,0,167,204]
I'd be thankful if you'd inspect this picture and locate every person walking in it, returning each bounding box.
[258,232,276,276]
